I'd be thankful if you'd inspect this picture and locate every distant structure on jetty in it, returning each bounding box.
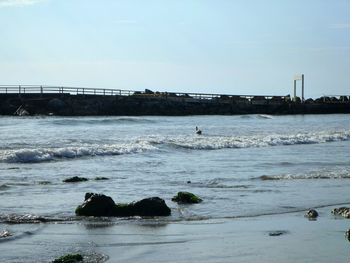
[293,74,305,103]
[0,84,349,116]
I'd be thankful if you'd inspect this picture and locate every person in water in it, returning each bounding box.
[195,126,202,135]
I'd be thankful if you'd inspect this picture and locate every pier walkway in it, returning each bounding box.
[0,85,348,104]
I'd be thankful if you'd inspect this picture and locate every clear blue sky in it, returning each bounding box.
[1,0,349,98]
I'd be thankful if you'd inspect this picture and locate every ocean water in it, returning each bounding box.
[1,114,350,262]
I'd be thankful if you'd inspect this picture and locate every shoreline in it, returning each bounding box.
[1,204,350,262]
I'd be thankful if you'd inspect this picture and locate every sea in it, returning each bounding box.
[1,114,350,262]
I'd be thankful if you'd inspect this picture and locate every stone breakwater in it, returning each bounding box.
[1,93,350,116]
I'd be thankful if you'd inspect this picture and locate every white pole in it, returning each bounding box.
[301,74,305,103]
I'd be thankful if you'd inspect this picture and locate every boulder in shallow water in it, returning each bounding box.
[132,197,171,216]
[63,176,88,183]
[52,253,83,263]
[76,193,171,217]
[305,209,318,219]
[76,193,116,217]
[172,191,202,204]
[332,207,350,218]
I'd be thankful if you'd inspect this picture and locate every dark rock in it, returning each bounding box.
[76,193,117,217]
[84,192,94,201]
[113,203,134,217]
[340,96,349,102]
[132,197,171,216]
[52,253,83,263]
[305,209,319,219]
[76,193,171,217]
[332,207,350,218]
[330,97,339,102]
[305,98,314,104]
[144,89,154,95]
[63,176,88,183]
[172,191,202,204]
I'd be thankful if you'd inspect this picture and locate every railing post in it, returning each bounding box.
[103,89,105,96]
[19,85,21,94]
[40,86,43,94]
[83,88,85,95]
[76,88,79,95]
[5,88,7,94]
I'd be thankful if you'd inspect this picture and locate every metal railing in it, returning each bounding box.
[0,85,290,101]
[0,85,134,96]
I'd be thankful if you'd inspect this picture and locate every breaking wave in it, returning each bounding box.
[257,168,350,180]
[2,129,349,163]
[1,142,156,163]
[145,129,350,150]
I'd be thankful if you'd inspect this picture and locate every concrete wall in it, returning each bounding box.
[1,93,350,116]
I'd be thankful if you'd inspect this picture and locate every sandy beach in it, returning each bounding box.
[1,204,350,263]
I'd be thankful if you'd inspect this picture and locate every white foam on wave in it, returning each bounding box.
[2,130,349,163]
[144,129,350,150]
[259,168,350,180]
[1,141,156,163]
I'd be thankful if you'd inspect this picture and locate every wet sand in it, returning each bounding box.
[1,204,350,263]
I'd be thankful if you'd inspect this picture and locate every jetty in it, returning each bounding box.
[0,85,349,116]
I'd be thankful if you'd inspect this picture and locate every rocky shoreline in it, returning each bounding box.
[1,92,350,116]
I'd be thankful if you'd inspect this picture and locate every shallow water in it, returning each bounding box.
[1,114,350,262]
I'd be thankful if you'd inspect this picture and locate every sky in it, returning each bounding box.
[0,0,349,98]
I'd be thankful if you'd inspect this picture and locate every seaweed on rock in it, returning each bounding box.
[172,191,202,204]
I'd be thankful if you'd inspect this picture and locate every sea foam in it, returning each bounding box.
[146,129,350,150]
[258,168,350,180]
[1,142,156,163]
[2,129,349,163]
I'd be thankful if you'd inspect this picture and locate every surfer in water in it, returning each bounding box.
[195,126,202,135]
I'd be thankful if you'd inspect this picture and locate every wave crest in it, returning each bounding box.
[2,129,349,163]
[146,129,350,150]
[257,170,350,180]
[1,142,156,163]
